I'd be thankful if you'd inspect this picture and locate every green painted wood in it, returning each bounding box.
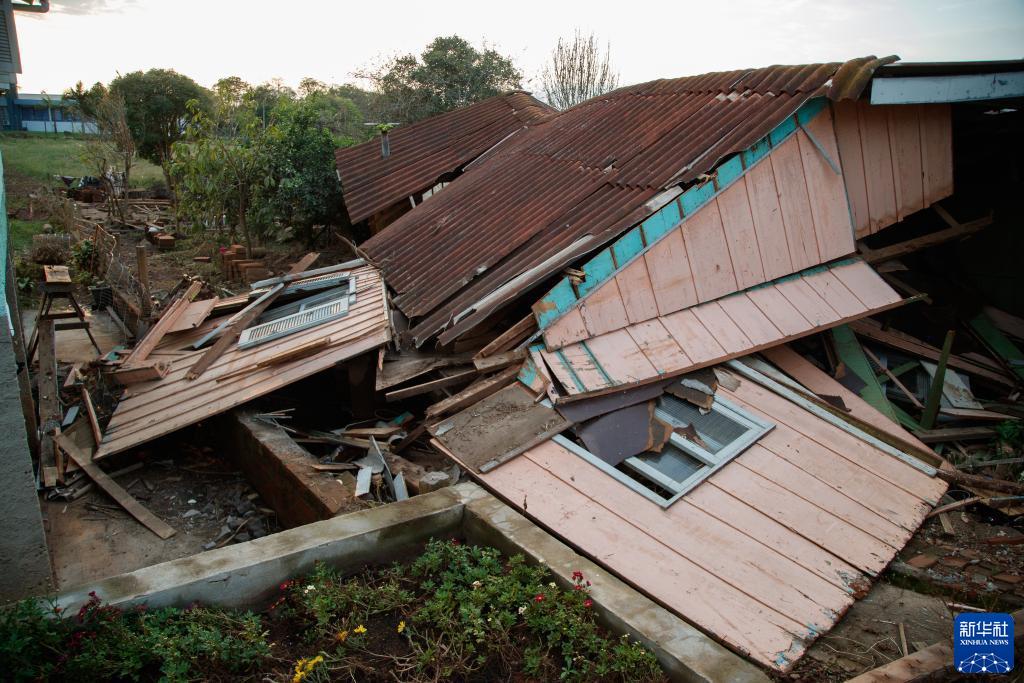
[832,324,899,424]
[920,330,955,431]
[970,313,1024,380]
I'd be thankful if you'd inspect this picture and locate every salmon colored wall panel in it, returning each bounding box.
[888,106,925,221]
[920,103,954,205]
[644,228,699,316]
[580,277,630,337]
[717,294,783,346]
[797,111,855,261]
[583,328,657,384]
[803,270,866,319]
[615,257,660,324]
[716,181,766,290]
[774,277,841,327]
[543,306,589,350]
[858,103,898,233]
[660,308,725,363]
[691,302,753,354]
[625,319,690,374]
[832,101,871,239]
[682,200,739,302]
[745,162,794,279]
[771,136,821,271]
[541,342,612,393]
[830,260,902,310]
[746,286,811,337]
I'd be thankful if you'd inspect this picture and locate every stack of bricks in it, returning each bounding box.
[221,244,272,284]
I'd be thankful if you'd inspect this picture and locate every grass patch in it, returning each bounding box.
[8,218,48,253]
[0,133,164,186]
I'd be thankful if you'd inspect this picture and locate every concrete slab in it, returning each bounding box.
[22,306,124,364]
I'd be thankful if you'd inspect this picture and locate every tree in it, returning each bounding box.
[359,35,522,123]
[110,69,210,194]
[541,30,619,110]
[62,80,107,121]
[81,93,135,222]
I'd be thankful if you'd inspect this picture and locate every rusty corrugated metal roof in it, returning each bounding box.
[335,91,554,224]
[362,57,893,347]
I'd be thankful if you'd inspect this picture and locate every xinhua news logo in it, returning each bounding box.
[954,613,1014,675]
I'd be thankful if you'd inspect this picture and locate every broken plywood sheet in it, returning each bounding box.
[167,298,218,333]
[430,382,570,473]
[576,401,659,466]
[920,360,983,409]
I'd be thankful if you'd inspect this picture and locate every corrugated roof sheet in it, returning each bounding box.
[335,91,554,224]
[362,57,894,347]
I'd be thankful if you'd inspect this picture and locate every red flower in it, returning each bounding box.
[450,539,461,546]
[573,584,583,591]
[279,580,293,591]
[572,570,584,582]
[583,599,593,608]
[534,594,545,602]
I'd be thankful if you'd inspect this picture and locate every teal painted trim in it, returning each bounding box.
[555,349,587,393]
[534,97,828,332]
[611,228,645,267]
[517,355,539,388]
[577,249,616,298]
[535,278,577,328]
[640,198,680,243]
[580,341,615,387]
[679,180,715,216]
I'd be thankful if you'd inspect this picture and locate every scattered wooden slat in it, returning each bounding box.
[969,313,1024,381]
[374,353,473,391]
[473,349,527,372]
[215,337,331,382]
[914,426,996,443]
[424,365,520,418]
[310,463,358,472]
[106,360,171,385]
[36,319,59,488]
[863,347,922,408]
[54,433,176,539]
[475,314,538,359]
[934,468,1024,496]
[859,212,992,264]
[385,368,478,402]
[832,325,899,423]
[80,386,103,447]
[122,281,203,366]
[984,305,1024,342]
[920,331,955,430]
[959,457,1024,470]
[341,425,403,438]
[167,298,218,333]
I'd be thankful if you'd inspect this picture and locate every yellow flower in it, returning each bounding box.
[336,629,349,642]
[354,624,367,634]
[397,620,406,634]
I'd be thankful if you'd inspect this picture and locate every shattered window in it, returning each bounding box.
[557,394,772,508]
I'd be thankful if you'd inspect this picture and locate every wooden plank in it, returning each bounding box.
[106,360,171,385]
[919,103,953,205]
[581,329,657,385]
[682,199,738,302]
[659,309,725,364]
[745,286,811,336]
[797,113,855,261]
[55,432,177,539]
[832,100,871,238]
[475,313,536,358]
[858,102,898,233]
[832,324,899,423]
[614,256,660,324]
[217,337,333,382]
[717,294,782,346]
[542,307,588,350]
[642,227,698,316]
[473,349,527,372]
[829,260,902,309]
[860,213,992,265]
[969,313,1024,380]
[425,365,520,418]
[888,106,925,220]
[745,162,794,279]
[716,181,765,290]
[123,281,203,366]
[803,270,867,318]
[80,386,103,447]
[984,305,1024,342]
[167,298,217,333]
[770,135,821,270]
[624,319,690,374]
[545,342,614,392]
[691,302,753,354]
[386,367,478,402]
[36,319,59,488]
[579,277,630,337]
[865,347,923,409]
[920,360,982,409]
[774,277,841,327]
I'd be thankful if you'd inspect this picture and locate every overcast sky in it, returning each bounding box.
[13,0,1024,95]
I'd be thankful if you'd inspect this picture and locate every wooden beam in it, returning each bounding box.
[122,280,202,366]
[920,331,955,430]
[863,347,923,408]
[80,386,103,447]
[385,368,478,402]
[106,360,171,385]
[860,212,992,264]
[54,433,177,539]
[425,365,521,418]
[215,337,332,382]
[913,426,996,443]
[473,349,527,372]
[474,314,537,359]
[36,319,60,488]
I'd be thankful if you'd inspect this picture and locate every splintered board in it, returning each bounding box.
[429,382,570,473]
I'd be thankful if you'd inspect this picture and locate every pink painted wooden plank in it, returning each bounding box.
[744,165,794,279]
[708,460,895,575]
[802,270,867,319]
[919,104,953,206]
[829,260,902,310]
[745,287,811,337]
[691,302,753,354]
[643,227,699,316]
[682,200,739,302]
[725,391,934,531]
[717,293,783,346]
[482,452,809,666]
[615,257,660,324]
[797,112,855,261]
[686,483,866,590]
[857,103,898,233]
[735,448,908,549]
[625,318,690,374]
[525,441,851,629]
[832,101,871,239]
[716,182,765,290]
[773,277,841,327]
[770,135,822,271]
[543,306,589,350]
[580,277,630,337]
[888,105,925,221]
[722,372,946,503]
[540,344,613,394]
[659,309,725,363]
[582,328,657,388]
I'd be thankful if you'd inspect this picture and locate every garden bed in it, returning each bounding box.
[1,539,665,682]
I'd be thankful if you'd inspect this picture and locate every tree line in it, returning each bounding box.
[61,33,620,249]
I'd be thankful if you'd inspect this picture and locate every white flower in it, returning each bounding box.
[518,606,527,615]
[472,580,482,589]
[548,582,557,588]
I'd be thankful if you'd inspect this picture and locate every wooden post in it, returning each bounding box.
[36,319,60,487]
[136,243,152,317]
[921,330,955,430]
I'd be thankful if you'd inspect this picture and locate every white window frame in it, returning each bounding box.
[555,395,773,508]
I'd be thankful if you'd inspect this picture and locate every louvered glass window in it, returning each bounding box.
[556,394,772,508]
[237,279,355,349]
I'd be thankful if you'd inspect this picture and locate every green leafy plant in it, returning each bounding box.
[69,239,95,271]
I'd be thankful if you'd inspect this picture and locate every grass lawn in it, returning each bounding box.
[0,132,164,187]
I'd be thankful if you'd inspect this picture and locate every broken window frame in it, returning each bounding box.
[555,395,773,508]
[237,276,357,349]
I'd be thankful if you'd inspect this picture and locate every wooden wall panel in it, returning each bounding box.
[920,103,954,205]
[888,106,925,220]
[716,180,765,289]
[798,108,856,261]
[745,162,794,279]
[614,258,660,324]
[771,135,822,271]
[580,277,630,336]
[683,200,739,301]
[644,227,698,316]
[833,100,872,238]
[857,104,899,233]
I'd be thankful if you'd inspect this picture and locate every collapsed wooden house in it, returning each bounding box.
[334,56,1024,671]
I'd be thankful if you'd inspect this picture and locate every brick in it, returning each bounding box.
[939,556,970,569]
[993,573,1024,584]
[906,554,939,569]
